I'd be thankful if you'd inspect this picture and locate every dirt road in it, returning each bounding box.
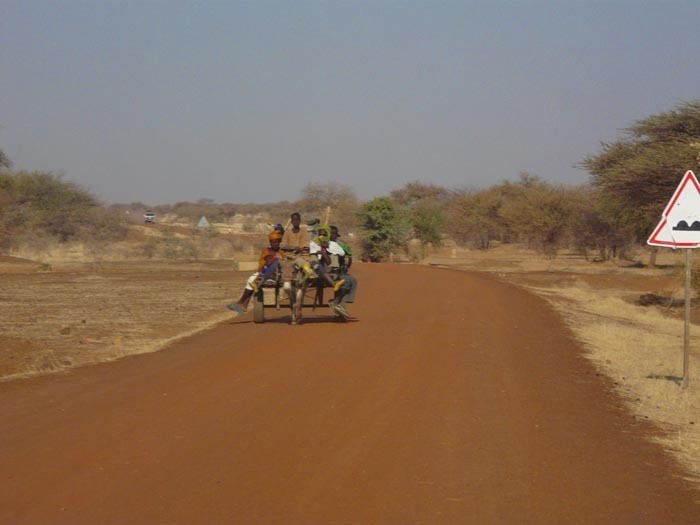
[1,264,699,524]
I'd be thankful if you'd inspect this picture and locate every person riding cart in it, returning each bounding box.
[309,225,350,318]
[329,225,357,313]
[227,230,286,316]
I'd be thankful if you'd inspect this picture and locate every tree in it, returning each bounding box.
[566,186,632,261]
[296,181,359,232]
[447,173,583,256]
[580,100,700,264]
[390,181,451,207]
[447,188,503,249]
[0,149,11,171]
[355,197,411,262]
[410,201,447,247]
[498,174,577,257]
[390,182,449,248]
[0,171,109,246]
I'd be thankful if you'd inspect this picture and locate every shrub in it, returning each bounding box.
[0,171,125,250]
[355,197,411,262]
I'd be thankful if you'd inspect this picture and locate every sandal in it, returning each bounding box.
[227,303,248,315]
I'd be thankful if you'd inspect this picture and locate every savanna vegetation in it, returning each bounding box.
[5,106,700,489]
[0,169,127,253]
[2,100,700,266]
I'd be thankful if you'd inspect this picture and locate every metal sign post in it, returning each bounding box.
[648,170,700,389]
[684,249,691,388]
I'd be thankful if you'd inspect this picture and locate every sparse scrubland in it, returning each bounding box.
[2,101,700,485]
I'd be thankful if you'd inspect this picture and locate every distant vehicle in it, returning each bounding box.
[144,211,155,223]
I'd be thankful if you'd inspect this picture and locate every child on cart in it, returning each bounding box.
[309,225,345,292]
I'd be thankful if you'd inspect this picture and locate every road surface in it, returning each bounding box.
[1,264,699,524]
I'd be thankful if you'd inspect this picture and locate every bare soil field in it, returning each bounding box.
[0,255,240,380]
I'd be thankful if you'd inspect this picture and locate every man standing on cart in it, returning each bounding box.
[281,212,310,253]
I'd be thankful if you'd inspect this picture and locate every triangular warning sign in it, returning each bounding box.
[197,216,210,228]
[648,170,700,248]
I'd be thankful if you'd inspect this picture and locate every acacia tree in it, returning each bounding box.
[295,181,359,232]
[447,188,503,249]
[447,173,578,255]
[580,100,700,265]
[390,181,451,207]
[497,174,579,258]
[391,182,450,248]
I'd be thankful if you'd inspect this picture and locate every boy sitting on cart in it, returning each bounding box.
[309,225,350,317]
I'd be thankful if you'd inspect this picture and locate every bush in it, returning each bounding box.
[161,229,199,261]
[355,197,411,262]
[0,171,123,250]
[447,189,503,250]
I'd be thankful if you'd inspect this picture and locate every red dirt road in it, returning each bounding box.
[1,264,699,524]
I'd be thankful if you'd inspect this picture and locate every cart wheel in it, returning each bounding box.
[253,292,265,323]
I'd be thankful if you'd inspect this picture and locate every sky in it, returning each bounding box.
[1,1,700,205]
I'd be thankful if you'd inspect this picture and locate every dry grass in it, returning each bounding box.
[0,222,276,382]
[0,258,245,381]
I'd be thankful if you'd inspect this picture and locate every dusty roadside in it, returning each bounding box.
[0,256,244,380]
[425,245,700,485]
[3,245,700,487]
[2,263,699,524]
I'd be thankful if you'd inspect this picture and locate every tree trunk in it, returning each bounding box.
[648,247,658,268]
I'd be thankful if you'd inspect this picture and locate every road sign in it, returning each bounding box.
[647,170,700,388]
[647,170,700,248]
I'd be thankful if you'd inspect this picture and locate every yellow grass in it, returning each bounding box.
[0,259,244,381]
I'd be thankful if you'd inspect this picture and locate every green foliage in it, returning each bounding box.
[390,182,450,248]
[355,197,411,262]
[410,201,446,247]
[7,171,98,239]
[580,100,700,245]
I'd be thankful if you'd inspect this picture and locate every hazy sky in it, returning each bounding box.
[2,1,699,205]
